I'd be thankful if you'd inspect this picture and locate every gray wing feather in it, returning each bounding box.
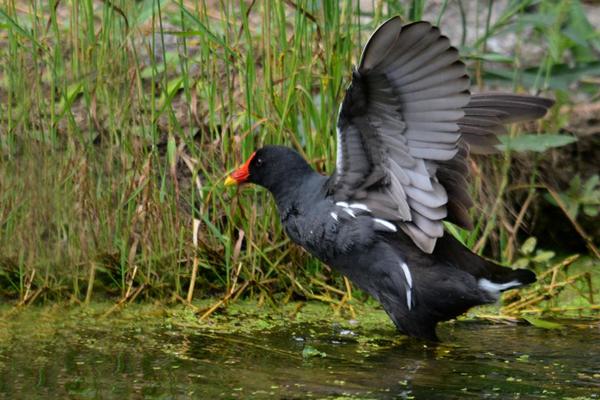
[332,17,554,253]
[459,93,555,154]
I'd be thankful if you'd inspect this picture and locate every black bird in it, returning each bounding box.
[225,17,553,340]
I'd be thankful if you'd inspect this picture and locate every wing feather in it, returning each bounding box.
[331,17,554,253]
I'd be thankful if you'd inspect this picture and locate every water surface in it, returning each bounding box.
[0,306,598,399]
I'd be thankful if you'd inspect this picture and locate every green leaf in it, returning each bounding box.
[498,134,577,152]
[167,135,177,170]
[546,174,600,219]
[521,237,537,255]
[514,258,530,268]
[56,82,84,117]
[567,1,600,58]
[517,13,556,29]
[0,9,44,51]
[547,30,566,62]
[302,345,326,359]
[134,0,169,27]
[523,317,564,330]
[583,205,598,217]
[443,221,467,246]
[566,202,579,219]
[166,76,184,97]
[532,250,555,263]
[583,175,599,194]
[140,51,178,79]
[178,7,235,57]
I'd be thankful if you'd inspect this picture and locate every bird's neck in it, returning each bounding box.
[269,168,326,212]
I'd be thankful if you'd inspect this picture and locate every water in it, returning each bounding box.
[0,309,598,399]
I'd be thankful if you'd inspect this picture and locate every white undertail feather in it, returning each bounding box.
[478,279,520,298]
[330,212,339,222]
[335,201,349,208]
[373,218,397,232]
[406,290,412,311]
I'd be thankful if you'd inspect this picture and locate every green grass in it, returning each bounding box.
[0,0,598,318]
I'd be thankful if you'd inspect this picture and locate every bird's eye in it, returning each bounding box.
[255,157,264,167]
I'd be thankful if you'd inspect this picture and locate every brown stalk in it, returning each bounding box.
[519,305,600,314]
[84,262,96,304]
[199,262,245,320]
[309,277,346,296]
[124,263,139,299]
[333,293,356,320]
[199,281,249,321]
[186,218,201,303]
[502,272,587,314]
[21,269,36,305]
[101,284,147,318]
[505,190,535,262]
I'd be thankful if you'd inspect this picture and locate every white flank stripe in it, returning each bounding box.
[330,212,339,222]
[478,279,520,294]
[342,208,356,218]
[373,218,397,232]
[406,289,412,311]
[400,262,413,288]
[349,203,371,212]
[336,201,349,208]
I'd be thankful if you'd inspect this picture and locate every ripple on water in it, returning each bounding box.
[0,313,598,399]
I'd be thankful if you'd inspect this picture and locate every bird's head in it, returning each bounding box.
[225,145,312,194]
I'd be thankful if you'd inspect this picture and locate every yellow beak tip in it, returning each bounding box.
[224,176,237,186]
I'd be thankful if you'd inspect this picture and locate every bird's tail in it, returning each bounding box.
[475,259,536,300]
[434,233,536,300]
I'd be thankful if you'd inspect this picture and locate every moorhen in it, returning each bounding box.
[225,17,553,340]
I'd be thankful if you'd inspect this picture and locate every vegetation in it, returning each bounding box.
[0,0,598,322]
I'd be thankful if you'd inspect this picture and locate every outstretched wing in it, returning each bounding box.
[331,18,469,253]
[330,17,553,253]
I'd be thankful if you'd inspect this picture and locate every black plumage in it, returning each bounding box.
[226,18,552,340]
